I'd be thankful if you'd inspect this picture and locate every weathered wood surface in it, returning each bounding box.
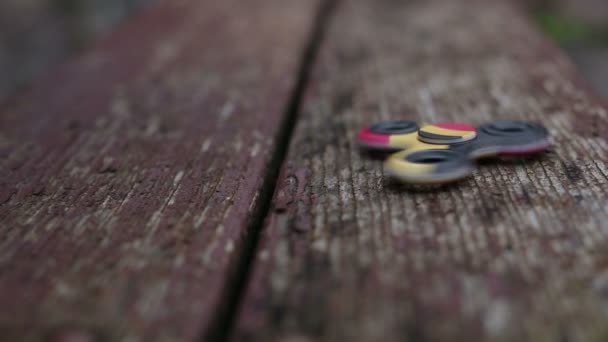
[235,0,608,341]
[0,0,317,340]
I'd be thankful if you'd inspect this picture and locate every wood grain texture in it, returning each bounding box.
[235,0,608,341]
[0,0,317,340]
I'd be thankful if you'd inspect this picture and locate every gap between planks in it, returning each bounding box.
[201,0,338,341]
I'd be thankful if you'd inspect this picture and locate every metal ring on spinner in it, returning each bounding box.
[384,148,474,184]
[417,122,477,144]
[469,120,550,158]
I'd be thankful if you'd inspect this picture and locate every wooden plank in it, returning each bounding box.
[235,0,608,341]
[0,0,317,340]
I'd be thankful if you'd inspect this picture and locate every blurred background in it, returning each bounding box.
[532,0,608,96]
[0,0,155,101]
[0,0,606,102]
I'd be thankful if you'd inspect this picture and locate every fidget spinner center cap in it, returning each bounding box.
[418,122,477,144]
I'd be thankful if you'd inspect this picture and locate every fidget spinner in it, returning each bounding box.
[358,120,550,184]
